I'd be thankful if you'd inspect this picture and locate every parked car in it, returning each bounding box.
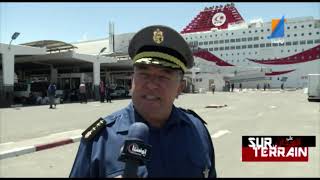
[110,86,129,98]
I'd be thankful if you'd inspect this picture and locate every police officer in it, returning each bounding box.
[69,25,217,178]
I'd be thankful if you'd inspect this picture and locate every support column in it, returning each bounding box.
[1,52,15,107]
[93,61,100,101]
[50,67,58,83]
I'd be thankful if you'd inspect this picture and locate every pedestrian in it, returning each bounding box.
[69,25,216,178]
[79,81,87,103]
[105,84,112,103]
[231,83,234,92]
[47,82,56,109]
[99,80,105,103]
[263,83,266,91]
[239,83,242,91]
[211,82,215,94]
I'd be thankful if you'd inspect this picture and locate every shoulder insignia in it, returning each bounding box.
[179,108,207,125]
[81,117,106,142]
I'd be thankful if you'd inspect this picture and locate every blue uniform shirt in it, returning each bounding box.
[69,102,216,178]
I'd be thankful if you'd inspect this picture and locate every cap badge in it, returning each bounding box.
[153,28,164,44]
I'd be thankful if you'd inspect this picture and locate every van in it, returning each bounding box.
[307,74,320,102]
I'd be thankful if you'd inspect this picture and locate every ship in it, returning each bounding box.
[180,3,320,91]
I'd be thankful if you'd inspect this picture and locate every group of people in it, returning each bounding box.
[99,80,112,103]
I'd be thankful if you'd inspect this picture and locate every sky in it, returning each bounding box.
[1,2,319,45]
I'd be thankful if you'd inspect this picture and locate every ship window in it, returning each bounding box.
[255,52,258,54]
[294,26,297,29]
[309,24,312,27]
[200,36,202,38]
[267,28,270,31]
[215,34,218,37]
[287,34,290,37]
[309,32,312,35]
[204,41,208,45]
[254,44,259,48]
[254,37,259,40]
[248,45,253,48]
[242,45,247,49]
[220,47,224,51]
[266,43,271,47]
[293,41,298,45]
[261,37,264,40]
[255,30,258,33]
[232,53,234,56]
[249,31,252,33]
[288,50,290,52]
[295,49,297,52]
[272,43,279,47]
[261,29,264,32]
[199,42,203,45]
[317,32,320,35]
[221,54,223,56]
[209,48,213,51]
[231,46,235,50]
[230,39,235,43]
[226,53,228,56]
[225,46,229,50]
[301,33,304,36]
[243,52,246,55]
[287,26,290,30]
[300,40,306,45]
[185,37,188,40]
[286,42,292,46]
[281,50,284,53]
[226,33,228,36]
[249,52,251,55]
[242,37,246,41]
[279,43,284,46]
[260,43,265,48]
[307,40,313,44]
[301,25,304,28]
[214,47,219,51]
[237,59,239,62]
[219,40,224,44]
[315,39,320,43]
[231,32,234,35]
[294,34,297,37]
[209,41,213,44]
[243,31,245,34]
[248,37,253,41]
[214,40,218,44]
[225,39,229,43]
[236,46,241,49]
[210,35,212,37]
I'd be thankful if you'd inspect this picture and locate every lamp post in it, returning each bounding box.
[98,47,107,57]
[8,32,20,50]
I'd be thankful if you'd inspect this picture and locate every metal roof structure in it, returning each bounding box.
[20,40,77,53]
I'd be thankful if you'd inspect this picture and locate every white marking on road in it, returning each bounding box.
[211,130,231,139]
[269,105,277,109]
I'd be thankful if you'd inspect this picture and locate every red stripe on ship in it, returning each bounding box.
[265,69,295,76]
[248,45,320,65]
[193,50,234,66]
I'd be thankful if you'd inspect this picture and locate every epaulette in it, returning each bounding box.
[179,108,207,125]
[81,117,106,142]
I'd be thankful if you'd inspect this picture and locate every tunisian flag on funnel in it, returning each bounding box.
[242,136,316,162]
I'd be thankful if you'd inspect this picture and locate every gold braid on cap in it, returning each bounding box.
[133,51,187,72]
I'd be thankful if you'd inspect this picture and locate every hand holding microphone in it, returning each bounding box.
[118,122,151,178]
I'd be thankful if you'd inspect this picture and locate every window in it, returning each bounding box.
[230,46,235,50]
[309,32,312,36]
[242,45,247,49]
[219,40,224,44]
[210,35,212,37]
[287,34,290,37]
[254,36,259,41]
[230,39,235,43]
[287,26,290,30]
[294,34,297,37]
[286,42,292,46]
[209,41,213,45]
[214,40,218,44]
[309,24,312,27]
[260,43,265,48]
[266,43,271,47]
[279,43,284,46]
[199,42,203,45]
[243,31,246,34]
[204,41,208,45]
[219,47,224,51]
[225,46,230,50]
[315,39,320,43]
[294,26,297,29]
[248,44,253,48]
[236,46,241,49]
[236,38,241,42]
[301,33,304,36]
[317,32,320,35]
[261,29,264,32]
[200,36,202,38]
[300,40,306,45]
[254,44,259,48]
[267,28,270,32]
[261,37,264,40]
[272,43,279,47]
[242,37,247,41]
[209,48,213,51]
[214,47,219,51]
[301,25,304,28]
[248,37,253,41]
[225,39,229,43]
[293,41,298,45]
[255,30,258,33]
[249,30,252,33]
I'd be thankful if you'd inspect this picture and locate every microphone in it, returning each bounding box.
[118,122,152,178]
